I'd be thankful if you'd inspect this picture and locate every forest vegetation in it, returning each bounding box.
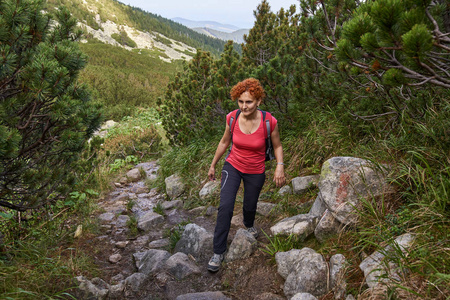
[0,0,449,299]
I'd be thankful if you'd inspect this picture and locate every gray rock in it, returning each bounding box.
[126,168,141,182]
[165,174,185,199]
[230,214,243,227]
[137,211,164,231]
[115,215,130,227]
[109,254,122,264]
[199,181,220,199]
[189,206,206,216]
[308,195,327,218]
[253,292,285,300]
[275,249,306,279]
[135,249,171,275]
[162,200,183,210]
[108,281,124,299]
[359,233,415,288]
[270,214,318,239]
[175,291,231,300]
[166,209,188,225]
[346,295,356,300]
[130,185,149,194]
[291,293,318,300]
[292,175,319,195]
[225,228,258,262]
[75,275,109,300]
[165,252,201,280]
[205,206,217,216]
[91,277,109,290]
[175,223,213,260]
[119,177,128,185]
[98,212,115,223]
[257,201,277,216]
[111,273,125,283]
[276,247,328,298]
[278,185,292,195]
[314,209,343,243]
[112,193,130,202]
[124,273,147,292]
[330,254,347,300]
[148,238,170,249]
[318,157,393,225]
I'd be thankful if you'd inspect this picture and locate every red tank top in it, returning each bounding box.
[226,110,277,174]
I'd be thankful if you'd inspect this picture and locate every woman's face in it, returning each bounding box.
[238,91,261,117]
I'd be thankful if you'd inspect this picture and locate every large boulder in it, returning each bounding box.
[165,252,201,280]
[175,223,213,260]
[126,168,142,182]
[276,248,328,298]
[308,196,327,218]
[124,273,147,293]
[270,214,318,239]
[137,211,164,231]
[314,209,344,243]
[165,174,185,199]
[134,249,171,275]
[225,228,258,262]
[359,233,415,288]
[318,157,392,225]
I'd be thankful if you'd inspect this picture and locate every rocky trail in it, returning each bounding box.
[74,158,416,300]
[74,161,285,300]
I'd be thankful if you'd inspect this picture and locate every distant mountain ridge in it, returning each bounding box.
[172,17,249,44]
[192,28,249,44]
[171,17,241,33]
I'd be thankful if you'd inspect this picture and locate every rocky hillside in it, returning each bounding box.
[45,0,229,61]
[80,18,197,62]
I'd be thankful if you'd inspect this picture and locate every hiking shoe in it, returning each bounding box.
[247,226,259,239]
[207,253,224,272]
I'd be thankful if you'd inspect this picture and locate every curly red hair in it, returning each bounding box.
[230,78,266,101]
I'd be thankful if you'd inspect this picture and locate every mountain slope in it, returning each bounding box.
[45,0,227,57]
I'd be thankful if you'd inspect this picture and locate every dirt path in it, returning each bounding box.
[77,161,286,300]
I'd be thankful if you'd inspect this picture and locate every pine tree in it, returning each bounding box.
[158,50,215,145]
[0,0,102,211]
[336,0,450,88]
[208,41,248,114]
[242,0,278,67]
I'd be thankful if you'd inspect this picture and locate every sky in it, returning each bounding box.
[120,0,298,29]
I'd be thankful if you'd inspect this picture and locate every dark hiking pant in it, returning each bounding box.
[213,162,265,255]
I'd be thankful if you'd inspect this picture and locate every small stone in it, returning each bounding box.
[148,238,170,249]
[278,185,292,195]
[114,182,122,188]
[115,241,129,249]
[205,206,217,216]
[98,212,115,223]
[109,254,122,264]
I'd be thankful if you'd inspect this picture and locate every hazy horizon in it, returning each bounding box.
[120,0,298,29]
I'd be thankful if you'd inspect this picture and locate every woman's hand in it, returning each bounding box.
[208,166,216,181]
[273,164,286,187]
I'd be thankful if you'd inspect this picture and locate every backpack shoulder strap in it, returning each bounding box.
[260,109,270,139]
[229,109,241,134]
